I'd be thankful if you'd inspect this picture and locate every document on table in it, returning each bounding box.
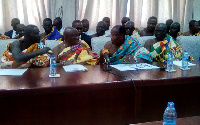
[63,64,88,72]
[0,68,28,76]
[110,63,160,71]
[173,61,196,67]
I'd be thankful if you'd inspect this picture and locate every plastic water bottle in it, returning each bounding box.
[50,54,56,76]
[163,102,177,125]
[167,51,173,71]
[182,50,189,69]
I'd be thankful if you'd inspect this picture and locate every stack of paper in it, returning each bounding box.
[111,63,160,71]
[63,64,88,72]
[0,68,28,76]
[173,61,196,67]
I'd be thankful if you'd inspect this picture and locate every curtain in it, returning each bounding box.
[50,0,76,29]
[0,0,50,34]
[129,0,195,32]
[77,0,128,31]
[0,0,76,34]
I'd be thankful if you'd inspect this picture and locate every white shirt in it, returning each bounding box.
[12,30,18,38]
[84,30,95,36]
[59,27,65,35]
[91,36,111,55]
[104,29,111,37]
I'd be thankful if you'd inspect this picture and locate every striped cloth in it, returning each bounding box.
[150,34,194,62]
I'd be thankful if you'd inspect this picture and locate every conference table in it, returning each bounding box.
[0,61,199,125]
[131,116,200,125]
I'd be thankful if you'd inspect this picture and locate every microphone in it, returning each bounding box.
[102,49,112,71]
[102,49,110,64]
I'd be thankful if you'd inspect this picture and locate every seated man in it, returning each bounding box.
[1,25,51,68]
[183,20,199,36]
[41,18,63,45]
[140,16,157,36]
[4,18,20,38]
[53,17,64,35]
[72,20,92,49]
[52,27,99,66]
[144,23,193,63]
[13,24,25,39]
[81,19,95,36]
[100,25,153,64]
[91,21,107,38]
[91,21,110,54]
[166,19,173,34]
[125,21,140,38]
[169,22,182,40]
[121,17,130,26]
[102,17,111,36]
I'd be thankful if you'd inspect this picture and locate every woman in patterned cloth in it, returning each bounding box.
[1,25,51,68]
[100,25,153,64]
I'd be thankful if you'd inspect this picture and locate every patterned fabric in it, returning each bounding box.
[58,40,99,65]
[150,34,194,62]
[131,28,140,38]
[177,32,182,36]
[1,42,50,68]
[0,35,10,40]
[195,31,200,36]
[41,28,63,45]
[109,35,153,64]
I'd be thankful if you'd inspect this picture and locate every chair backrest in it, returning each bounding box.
[136,36,155,46]
[45,40,62,49]
[176,36,200,61]
[91,37,111,55]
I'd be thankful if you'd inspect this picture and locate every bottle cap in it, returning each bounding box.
[167,102,175,108]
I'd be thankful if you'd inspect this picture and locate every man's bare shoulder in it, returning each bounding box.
[10,40,21,50]
[104,41,112,49]
[144,38,157,51]
[139,28,147,36]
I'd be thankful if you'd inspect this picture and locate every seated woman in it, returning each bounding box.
[52,27,99,66]
[100,25,153,64]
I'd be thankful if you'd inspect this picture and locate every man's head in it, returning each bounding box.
[170,22,180,37]
[81,19,89,32]
[189,20,199,33]
[43,18,53,34]
[121,17,130,27]
[102,17,110,30]
[11,18,20,31]
[166,19,173,33]
[96,21,107,36]
[111,25,126,46]
[72,20,83,36]
[53,17,62,31]
[147,16,157,32]
[63,27,79,46]
[154,23,167,41]
[16,24,25,37]
[125,21,135,36]
[24,25,40,43]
